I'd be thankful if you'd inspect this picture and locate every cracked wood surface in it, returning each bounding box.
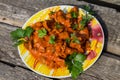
[0,0,120,80]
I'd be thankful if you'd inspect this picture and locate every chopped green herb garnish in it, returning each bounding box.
[38,28,47,38]
[65,52,77,72]
[10,28,25,41]
[72,24,78,30]
[10,26,34,46]
[70,33,76,38]
[65,52,86,79]
[80,14,93,29]
[14,40,25,46]
[83,5,95,15]
[55,22,61,29]
[65,38,70,44]
[79,5,93,30]
[71,61,83,79]
[50,11,55,15]
[71,11,78,18]
[79,26,84,30]
[72,39,80,44]
[49,35,55,44]
[74,54,86,63]
[24,26,34,38]
[70,33,80,44]
[68,52,77,60]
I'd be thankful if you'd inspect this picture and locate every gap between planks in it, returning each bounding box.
[0,59,32,71]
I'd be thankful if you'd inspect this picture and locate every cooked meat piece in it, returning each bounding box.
[59,32,69,40]
[70,42,84,53]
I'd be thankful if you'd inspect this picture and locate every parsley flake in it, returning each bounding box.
[65,52,86,79]
[10,26,34,46]
[49,35,55,44]
[38,28,47,38]
[71,11,78,18]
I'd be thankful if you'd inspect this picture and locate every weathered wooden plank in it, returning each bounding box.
[101,0,120,5]
[0,23,26,67]
[0,15,23,27]
[0,23,120,80]
[84,54,120,80]
[0,62,52,80]
[0,62,100,80]
[0,0,120,55]
[0,2,35,27]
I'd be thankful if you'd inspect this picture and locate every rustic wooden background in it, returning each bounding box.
[0,0,120,80]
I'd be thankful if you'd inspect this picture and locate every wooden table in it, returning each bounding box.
[0,0,120,80]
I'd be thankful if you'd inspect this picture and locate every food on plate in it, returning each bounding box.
[11,6,94,79]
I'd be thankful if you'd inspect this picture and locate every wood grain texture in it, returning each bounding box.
[0,2,34,27]
[0,23,25,67]
[0,63,52,80]
[0,62,98,80]
[0,23,120,80]
[84,55,120,80]
[0,0,120,55]
[100,0,120,5]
